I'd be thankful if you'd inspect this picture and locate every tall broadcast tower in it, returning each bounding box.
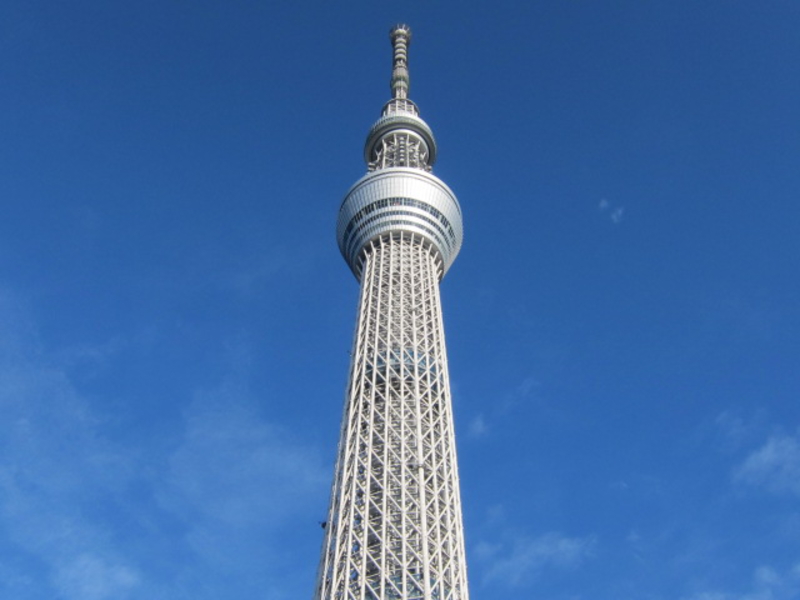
[314,25,469,600]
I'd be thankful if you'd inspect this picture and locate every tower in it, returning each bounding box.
[315,25,468,600]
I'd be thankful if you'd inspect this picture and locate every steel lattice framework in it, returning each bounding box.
[315,25,469,600]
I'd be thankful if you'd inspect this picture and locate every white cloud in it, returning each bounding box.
[713,409,765,452]
[755,565,782,588]
[163,387,326,524]
[597,198,624,224]
[0,287,327,599]
[228,249,291,296]
[0,292,142,598]
[54,554,140,600]
[468,376,540,441]
[716,410,749,442]
[499,375,539,413]
[734,431,800,496]
[156,385,328,568]
[479,532,596,587]
[485,503,506,526]
[682,561,800,600]
[468,413,488,437]
[473,540,501,561]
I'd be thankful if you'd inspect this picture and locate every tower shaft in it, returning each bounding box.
[315,233,468,600]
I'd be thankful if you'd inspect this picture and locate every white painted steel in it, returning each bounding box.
[315,24,470,600]
[337,169,463,280]
[315,233,469,600]
[364,113,437,167]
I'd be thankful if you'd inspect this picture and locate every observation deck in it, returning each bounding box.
[336,24,463,281]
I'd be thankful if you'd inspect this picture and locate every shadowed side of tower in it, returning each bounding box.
[314,26,469,600]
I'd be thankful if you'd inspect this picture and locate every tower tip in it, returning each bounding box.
[390,24,412,39]
[389,25,412,99]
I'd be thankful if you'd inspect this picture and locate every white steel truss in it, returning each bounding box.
[315,24,469,600]
[315,232,468,600]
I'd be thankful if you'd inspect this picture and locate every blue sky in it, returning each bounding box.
[1,2,799,599]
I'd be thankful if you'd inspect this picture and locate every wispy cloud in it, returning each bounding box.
[467,375,540,441]
[682,562,800,600]
[472,503,596,588]
[479,531,596,587]
[467,413,488,437]
[705,408,770,454]
[0,291,143,599]
[598,198,625,224]
[228,248,292,296]
[157,384,328,569]
[734,431,800,496]
[54,555,140,600]
[501,375,540,412]
[716,410,751,448]
[0,287,327,599]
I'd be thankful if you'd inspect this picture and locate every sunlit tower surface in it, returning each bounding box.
[314,25,469,600]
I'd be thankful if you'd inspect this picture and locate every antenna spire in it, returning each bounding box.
[389,24,412,99]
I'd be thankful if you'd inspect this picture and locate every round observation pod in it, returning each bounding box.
[337,168,463,280]
[364,108,437,167]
